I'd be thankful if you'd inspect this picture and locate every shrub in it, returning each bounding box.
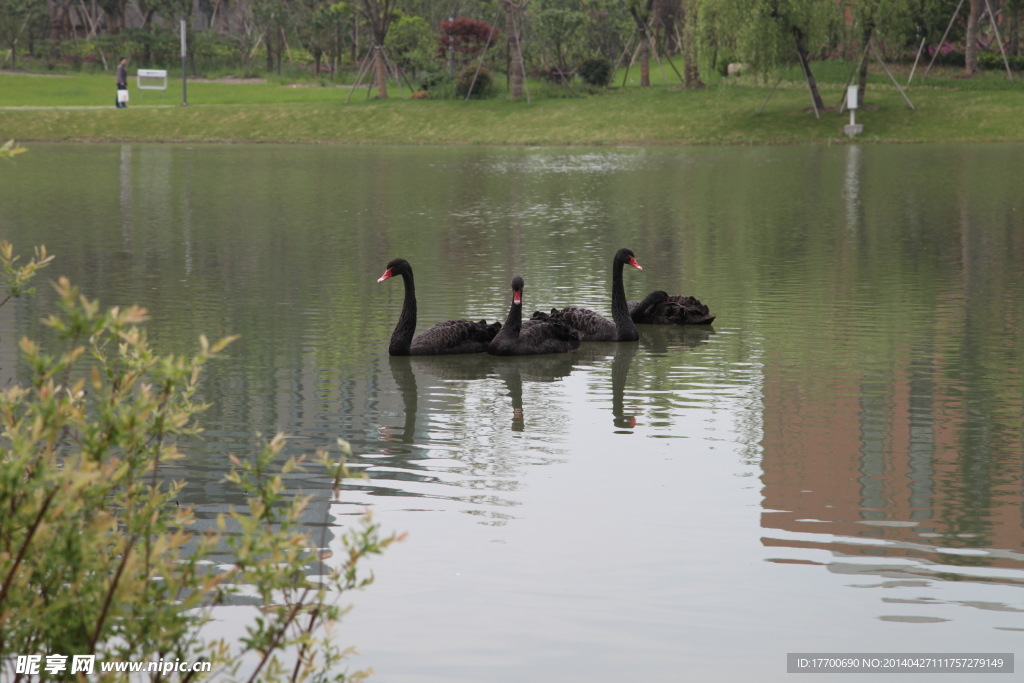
[978,51,1024,71]
[455,65,494,98]
[390,13,438,74]
[437,18,501,67]
[578,57,612,87]
[0,241,399,682]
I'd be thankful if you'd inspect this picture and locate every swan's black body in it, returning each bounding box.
[532,248,642,342]
[628,290,716,325]
[378,258,501,356]
[488,276,581,356]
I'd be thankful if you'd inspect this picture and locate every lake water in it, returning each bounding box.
[2,143,1023,682]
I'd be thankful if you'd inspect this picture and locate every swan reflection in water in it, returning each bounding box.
[382,323,714,442]
[384,353,578,435]
[489,353,579,431]
[383,342,643,435]
[638,323,715,355]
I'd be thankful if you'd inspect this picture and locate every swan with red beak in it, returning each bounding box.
[488,276,580,356]
[531,248,643,342]
[377,258,501,356]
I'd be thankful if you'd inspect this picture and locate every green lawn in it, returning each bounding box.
[2,63,1023,146]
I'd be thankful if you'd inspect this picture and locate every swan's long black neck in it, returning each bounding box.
[611,258,639,341]
[503,298,523,337]
[491,291,523,350]
[388,270,418,356]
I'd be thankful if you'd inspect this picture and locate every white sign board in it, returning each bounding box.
[847,84,859,110]
[137,69,168,91]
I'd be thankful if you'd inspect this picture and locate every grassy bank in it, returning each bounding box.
[2,64,1023,146]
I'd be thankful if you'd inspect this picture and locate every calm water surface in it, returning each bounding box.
[2,143,1023,682]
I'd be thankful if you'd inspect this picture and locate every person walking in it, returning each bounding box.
[116,58,128,108]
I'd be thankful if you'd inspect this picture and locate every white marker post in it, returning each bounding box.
[844,85,862,138]
[181,19,188,106]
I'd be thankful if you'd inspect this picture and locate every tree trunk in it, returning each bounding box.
[639,30,651,86]
[447,12,456,76]
[796,46,824,111]
[857,26,873,106]
[505,0,523,99]
[373,45,388,98]
[965,0,982,76]
[656,0,680,54]
[276,28,283,75]
[1009,3,1019,57]
[680,0,703,88]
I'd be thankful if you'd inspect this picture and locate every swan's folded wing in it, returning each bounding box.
[543,307,615,341]
[666,295,716,325]
[411,319,502,355]
[629,291,670,324]
[520,318,582,352]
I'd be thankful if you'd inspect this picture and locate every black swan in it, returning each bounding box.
[531,247,642,342]
[488,276,581,356]
[378,258,501,356]
[628,290,716,325]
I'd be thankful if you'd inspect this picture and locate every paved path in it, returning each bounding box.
[0,105,180,111]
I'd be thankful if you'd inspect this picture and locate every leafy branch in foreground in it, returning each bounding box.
[0,241,53,308]
[0,141,27,162]
[1,245,399,682]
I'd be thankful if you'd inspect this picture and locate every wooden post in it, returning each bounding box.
[465,13,502,101]
[872,43,914,110]
[649,30,685,85]
[611,30,637,87]
[344,45,375,104]
[907,37,927,85]
[756,76,783,115]
[380,47,406,99]
[923,0,966,79]
[649,32,670,85]
[983,0,1014,82]
[622,37,644,87]
[839,39,872,113]
[510,5,531,104]
[798,50,820,119]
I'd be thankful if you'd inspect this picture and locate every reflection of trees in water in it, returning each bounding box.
[761,555,1024,619]
[760,174,1024,610]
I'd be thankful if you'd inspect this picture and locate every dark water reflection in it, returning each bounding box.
[2,143,1023,682]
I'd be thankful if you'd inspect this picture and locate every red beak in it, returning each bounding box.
[513,290,522,305]
[629,257,643,270]
[377,268,393,283]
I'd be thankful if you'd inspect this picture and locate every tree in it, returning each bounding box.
[297,0,352,76]
[964,0,982,75]
[504,0,528,99]
[438,16,500,68]
[678,0,703,87]
[353,0,401,98]
[849,0,912,104]
[696,0,837,111]
[623,0,655,86]
[390,11,436,73]
[0,0,46,68]
[577,0,631,63]
[535,6,586,70]
[252,0,290,74]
